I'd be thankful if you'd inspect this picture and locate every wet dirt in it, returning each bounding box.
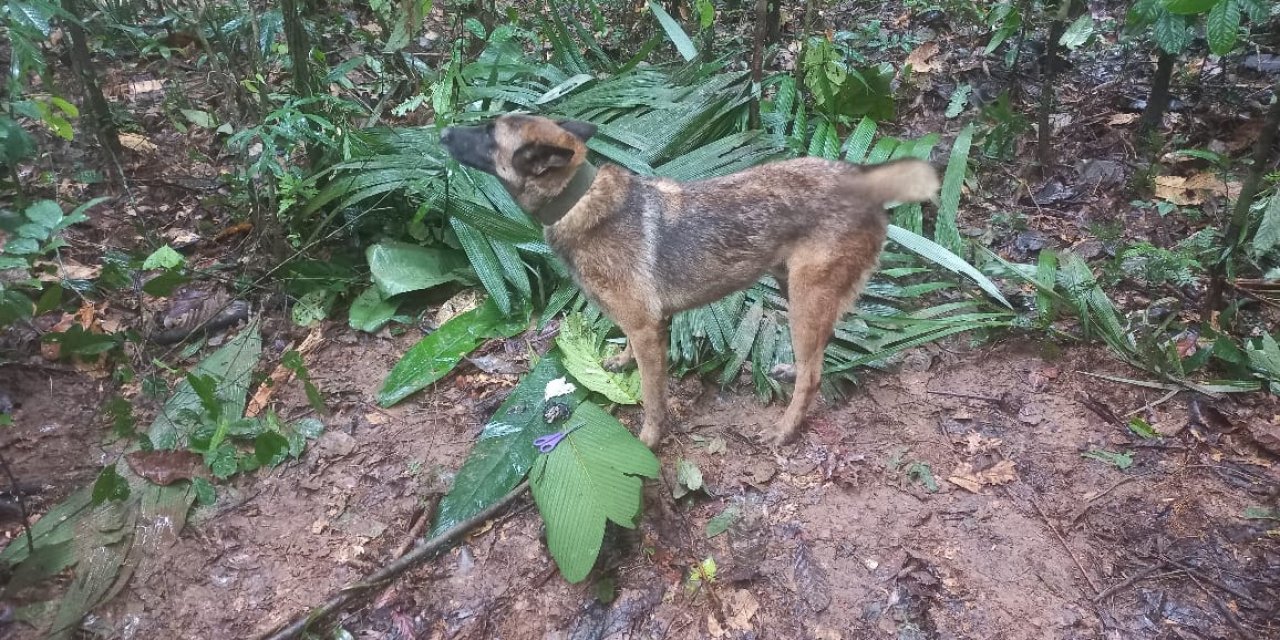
[5,328,1268,640]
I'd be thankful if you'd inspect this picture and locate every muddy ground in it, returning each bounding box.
[6,326,1279,639]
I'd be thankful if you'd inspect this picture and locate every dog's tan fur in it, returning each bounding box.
[440,114,941,447]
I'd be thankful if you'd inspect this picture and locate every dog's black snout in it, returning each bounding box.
[440,127,455,144]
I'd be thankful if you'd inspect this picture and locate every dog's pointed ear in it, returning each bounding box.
[513,142,575,176]
[557,119,597,142]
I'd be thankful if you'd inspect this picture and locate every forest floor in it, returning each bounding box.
[1,1,1279,639]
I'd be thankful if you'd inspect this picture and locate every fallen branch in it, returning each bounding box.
[256,480,530,640]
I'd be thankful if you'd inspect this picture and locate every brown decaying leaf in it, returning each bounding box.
[215,222,253,242]
[1154,172,1242,206]
[125,450,210,485]
[964,431,1004,455]
[905,42,940,73]
[1107,113,1140,126]
[948,459,1018,493]
[118,132,158,153]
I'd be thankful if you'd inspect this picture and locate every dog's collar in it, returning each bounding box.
[533,161,597,225]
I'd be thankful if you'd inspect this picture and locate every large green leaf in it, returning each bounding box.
[556,313,641,404]
[936,124,972,255]
[348,285,401,333]
[1059,13,1095,50]
[429,354,586,537]
[1251,187,1280,258]
[887,225,1012,308]
[1163,0,1218,14]
[147,320,263,449]
[1205,0,1241,55]
[366,241,473,298]
[378,296,531,407]
[646,0,698,62]
[529,400,659,583]
[1153,11,1192,54]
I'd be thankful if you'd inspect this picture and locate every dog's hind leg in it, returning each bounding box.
[772,236,881,445]
[622,318,669,448]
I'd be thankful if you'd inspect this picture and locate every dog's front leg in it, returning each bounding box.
[625,321,669,448]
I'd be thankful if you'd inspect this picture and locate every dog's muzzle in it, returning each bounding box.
[439,125,496,174]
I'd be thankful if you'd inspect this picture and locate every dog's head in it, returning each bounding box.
[440,114,597,213]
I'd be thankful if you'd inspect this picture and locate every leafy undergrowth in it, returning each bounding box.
[0,322,326,636]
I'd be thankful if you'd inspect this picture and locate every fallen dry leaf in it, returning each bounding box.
[129,79,163,95]
[34,258,101,282]
[1154,172,1240,205]
[434,288,482,327]
[215,222,253,242]
[724,588,760,631]
[1107,113,1140,126]
[125,450,210,485]
[1153,175,1202,206]
[1242,416,1280,456]
[964,431,1004,455]
[948,459,1018,493]
[365,412,389,426]
[905,41,940,73]
[118,132,158,153]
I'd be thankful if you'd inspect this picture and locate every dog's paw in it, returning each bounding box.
[639,426,662,449]
[767,363,797,384]
[603,353,635,373]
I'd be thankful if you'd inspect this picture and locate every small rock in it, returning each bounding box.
[1076,159,1126,188]
[317,431,357,458]
[1242,54,1280,74]
[1018,403,1045,425]
[1073,238,1105,259]
[1015,230,1051,253]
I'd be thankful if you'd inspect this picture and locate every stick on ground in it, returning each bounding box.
[256,481,530,640]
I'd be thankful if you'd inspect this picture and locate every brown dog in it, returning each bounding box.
[440,114,940,447]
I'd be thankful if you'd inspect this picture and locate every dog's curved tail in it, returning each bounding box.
[846,158,942,208]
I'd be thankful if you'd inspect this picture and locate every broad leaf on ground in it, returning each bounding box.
[429,354,587,537]
[556,313,641,404]
[366,240,473,298]
[529,399,659,583]
[148,320,263,449]
[348,285,400,333]
[378,296,530,407]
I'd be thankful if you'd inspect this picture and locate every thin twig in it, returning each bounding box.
[0,449,34,554]
[1069,474,1150,527]
[1122,389,1180,418]
[1009,487,1100,596]
[1183,568,1252,639]
[1092,559,1175,602]
[257,481,530,640]
[391,494,441,559]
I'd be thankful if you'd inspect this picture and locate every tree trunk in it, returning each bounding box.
[63,0,124,183]
[1036,17,1064,169]
[749,0,767,129]
[766,0,781,44]
[1140,51,1176,136]
[1202,79,1280,320]
[281,0,314,100]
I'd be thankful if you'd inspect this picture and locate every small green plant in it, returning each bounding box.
[1118,229,1218,288]
[0,197,108,330]
[978,90,1029,161]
